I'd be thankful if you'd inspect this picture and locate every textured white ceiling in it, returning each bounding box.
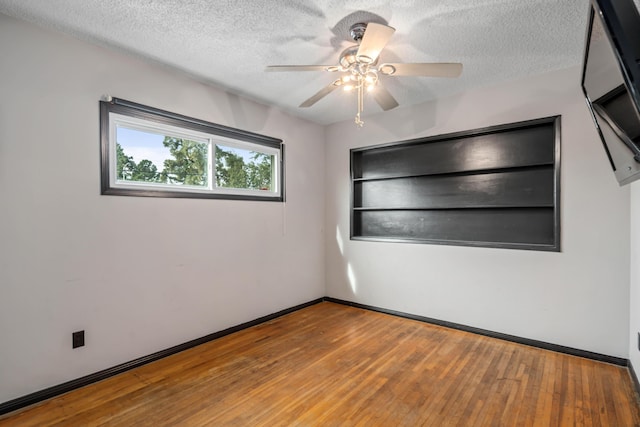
[0,0,590,125]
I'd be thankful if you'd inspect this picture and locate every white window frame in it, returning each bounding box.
[212,138,281,197]
[100,98,284,201]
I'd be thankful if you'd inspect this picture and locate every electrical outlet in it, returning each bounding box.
[72,330,85,349]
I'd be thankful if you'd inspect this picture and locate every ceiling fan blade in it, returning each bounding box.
[299,80,341,108]
[356,23,396,63]
[372,85,399,111]
[379,63,463,77]
[266,65,337,72]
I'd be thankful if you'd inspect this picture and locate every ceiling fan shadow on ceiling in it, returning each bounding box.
[266,22,463,127]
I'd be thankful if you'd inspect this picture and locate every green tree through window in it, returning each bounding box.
[117,140,273,190]
[215,146,273,191]
[116,142,161,182]
[104,99,282,200]
[160,137,208,186]
[215,145,247,188]
[116,143,136,180]
[131,159,160,182]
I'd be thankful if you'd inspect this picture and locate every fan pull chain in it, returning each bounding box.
[355,78,364,127]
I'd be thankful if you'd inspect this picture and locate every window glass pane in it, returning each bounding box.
[215,144,275,191]
[102,99,283,200]
[116,126,209,187]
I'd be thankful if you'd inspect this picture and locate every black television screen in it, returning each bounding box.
[581,0,640,185]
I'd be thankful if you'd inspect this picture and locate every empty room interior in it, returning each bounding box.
[3,0,640,425]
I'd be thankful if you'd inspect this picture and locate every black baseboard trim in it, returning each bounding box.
[628,360,640,398]
[0,298,324,417]
[324,297,628,367]
[1,296,631,417]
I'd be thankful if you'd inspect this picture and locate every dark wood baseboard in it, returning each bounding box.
[324,297,628,366]
[0,296,630,417]
[628,360,640,398]
[0,298,324,417]
[3,302,638,425]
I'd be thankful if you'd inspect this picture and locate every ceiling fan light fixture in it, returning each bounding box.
[356,54,375,64]
[339,46,359,69]
[379,64,396,75]
[266,19,462,127]
[364,71,378,85]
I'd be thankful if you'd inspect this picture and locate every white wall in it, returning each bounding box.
[325,66,630,358]
[630,184,640,372]
[0,14,325,403]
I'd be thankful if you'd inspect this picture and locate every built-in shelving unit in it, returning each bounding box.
[350,116,561,251]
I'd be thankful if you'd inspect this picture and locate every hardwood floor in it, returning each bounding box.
[2,302,639,426]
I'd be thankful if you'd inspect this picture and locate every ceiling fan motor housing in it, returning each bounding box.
[349,23,367,43]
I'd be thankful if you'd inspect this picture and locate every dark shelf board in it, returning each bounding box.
[353,205,555,211]
[352,163,555,182]
[350,235,560,252]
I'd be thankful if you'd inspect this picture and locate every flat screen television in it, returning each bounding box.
[581,0,640,185]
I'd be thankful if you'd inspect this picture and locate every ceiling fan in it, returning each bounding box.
[266,22,463,127]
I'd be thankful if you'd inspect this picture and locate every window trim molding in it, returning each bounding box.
[100,97,285,202]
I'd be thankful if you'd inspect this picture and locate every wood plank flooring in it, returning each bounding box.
[1,302,639,426]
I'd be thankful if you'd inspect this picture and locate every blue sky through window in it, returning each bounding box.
[117,127,172,170]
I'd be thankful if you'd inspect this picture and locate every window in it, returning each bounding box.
[100,98,284,201]
[351,116,560,251]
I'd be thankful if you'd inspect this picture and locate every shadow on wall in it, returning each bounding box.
[207,90,271,132]
[362,80,567,141]
[365,93,443,138]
